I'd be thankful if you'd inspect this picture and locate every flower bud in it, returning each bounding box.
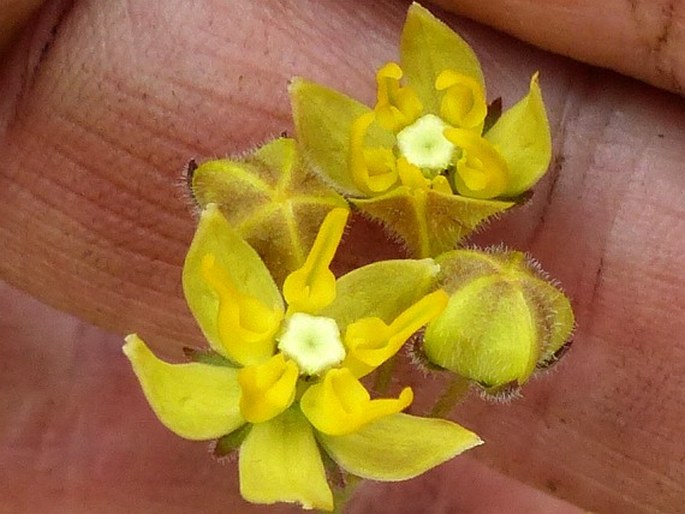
[188,137,347,286]
[422,249,574,396]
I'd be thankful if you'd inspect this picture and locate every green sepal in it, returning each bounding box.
[351,187,513,258]
[401,3,485,114]
[212,423,252,460]
[191,138,348,285]
[521,275,575,362]
[536,340,573,371]
[183,346,239,368]
[317,413,482,481]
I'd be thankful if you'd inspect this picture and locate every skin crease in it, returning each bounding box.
[0,0,683,513]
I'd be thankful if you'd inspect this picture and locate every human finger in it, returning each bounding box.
[0,1,683,512]
[434,0,685,95]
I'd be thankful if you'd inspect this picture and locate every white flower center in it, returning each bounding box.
[277,313,346,375]
[396,114,455,172]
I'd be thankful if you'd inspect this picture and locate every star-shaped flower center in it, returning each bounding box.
[396,113,455,174]
[278,313,345,375]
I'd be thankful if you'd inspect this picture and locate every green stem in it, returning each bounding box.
[429,374,470,418]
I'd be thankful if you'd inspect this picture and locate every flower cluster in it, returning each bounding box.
[124,3,574,512]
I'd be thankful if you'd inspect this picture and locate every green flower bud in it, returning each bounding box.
[187,137,348,286]
[422,249,574,396]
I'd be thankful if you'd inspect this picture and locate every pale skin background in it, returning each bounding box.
[0,0,683,513]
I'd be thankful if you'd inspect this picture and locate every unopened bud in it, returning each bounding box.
[422,248,574,394]
[189,137,347,285]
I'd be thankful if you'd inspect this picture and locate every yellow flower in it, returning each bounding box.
[124,206,482,511]
[290,3,552,257]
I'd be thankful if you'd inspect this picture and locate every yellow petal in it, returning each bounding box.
[300,368,413,436]
[485,73,552,196]
[431,174,453,194]
[317,413,482,481]
[343,289,449,378]
[374,62,423,132]
[340,317,389,377]
[444,128,509,199]
[282,207,348,314]
[289,78,394,197]
[401,3,485,114]
[349,111,399,195]
[201,253,283,365]
[183,204,284,363]
[397,156,430,190]
[240,408,333,511]
[123,334,245,440]
[238,353,299,424]
[435,70,487,130]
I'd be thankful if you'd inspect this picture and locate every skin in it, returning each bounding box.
[435,0,685,96]
[0,281,581,513]
[0,0,683,512]
[0,0,45,55]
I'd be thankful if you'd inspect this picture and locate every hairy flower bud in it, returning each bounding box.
[188,138,347,286]
[422,248,574,396]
